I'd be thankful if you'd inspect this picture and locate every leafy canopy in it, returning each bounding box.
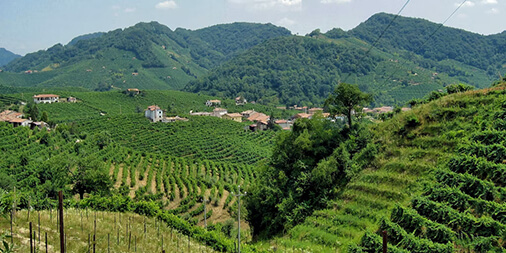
[325,82,372,127]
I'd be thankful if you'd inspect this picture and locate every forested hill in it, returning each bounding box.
[0,48,21,67]
[0,22,290,90]
[186,13,505,106]
[185,36,380,106]
[349,12,506,76]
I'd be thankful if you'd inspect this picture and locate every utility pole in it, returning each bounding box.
[232,185,246,253]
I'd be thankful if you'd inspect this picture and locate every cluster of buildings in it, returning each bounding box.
[363,106,411,114]
[32,94,76,104]
[0,110,49,129]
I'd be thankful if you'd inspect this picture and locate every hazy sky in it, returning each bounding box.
[1,0,504,55]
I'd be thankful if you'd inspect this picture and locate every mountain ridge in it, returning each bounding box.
[0,48,21,67]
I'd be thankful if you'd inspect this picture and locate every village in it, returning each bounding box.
[1,91,410,132]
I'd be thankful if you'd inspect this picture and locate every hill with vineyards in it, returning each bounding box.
[1,14,505,107]
[187,13,504,106]
[0,21,290,91]
[249,80,505,252]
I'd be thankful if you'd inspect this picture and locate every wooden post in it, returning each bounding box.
[45,232,48,253]
[128,232,131,250]
[38,212,41,243]
[30,222,33,253]
[93,234,96,253]
[135,235,137,252]
[382,230,387,253]
[108,233,110,253]
[10,210,13,244]
[58,191,65,253]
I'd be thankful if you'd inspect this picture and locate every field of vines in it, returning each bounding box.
[350,86,506,252]
[78,114,275,165]
[0,119,262,250]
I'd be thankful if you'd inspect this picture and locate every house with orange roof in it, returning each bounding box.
[235,96,247,106]
[212,108,228,117]
[33,94,59,104]
[308,108,324,115]
[222,113,242,122]
[241,110,256,118]
[293,113,312,119]
[205,100,221,107]
[145,105,163,122]
[0,110,23,122]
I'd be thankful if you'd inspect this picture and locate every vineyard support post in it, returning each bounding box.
[232,185,246,253]
[58,191,65,253]
[30,222,33,253]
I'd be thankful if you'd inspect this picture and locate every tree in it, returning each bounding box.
[40,111,48,122]
[72,157,113,199]
[324,83,372,128]
[26,103,39,121]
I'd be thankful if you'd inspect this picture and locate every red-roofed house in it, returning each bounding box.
[293,113,312,119]
[33,94,59,104]
[9,118,32,127]
[308,108,324,115]
[0,110,23,122]
[145,105,163,122]
[212,108,228,117]
[223,113,242,122]
[205,100,221,107]
[235,96,247,106]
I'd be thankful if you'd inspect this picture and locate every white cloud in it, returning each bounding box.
[277,17,296,26]
[457,1,475,7]
[280,0,302,6]
[228,0,302,10]
[321,0,352,4]
[156,1,177,10]
[481,0,498,4]
[487,8,499,14]
[124,8,136,13]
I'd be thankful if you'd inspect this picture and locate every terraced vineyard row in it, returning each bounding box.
[78,114,275,165]
[352,89,506,252]
[0,121,256,229]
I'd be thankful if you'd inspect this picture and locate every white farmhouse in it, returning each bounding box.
[145,105,163,122]
[33,94,59,104]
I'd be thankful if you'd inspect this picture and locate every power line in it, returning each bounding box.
[341,0,411,84]
[376,0,469,92]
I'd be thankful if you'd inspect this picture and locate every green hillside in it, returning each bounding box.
[0,22,290,91]
[186,13,503,107]
[350,12,506,79]
[185,33,482,106]
[0,48,21,67]
[258,81,506,252]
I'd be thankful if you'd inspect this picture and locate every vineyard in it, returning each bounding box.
[264,84,506,252]
[78,114,275,164]
[0,118,266,251]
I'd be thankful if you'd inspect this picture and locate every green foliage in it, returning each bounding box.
[324,83,372,127]
[246,116,375,237]
[350,13,506,76]
[446,83,474,94]
[72,156,113,199]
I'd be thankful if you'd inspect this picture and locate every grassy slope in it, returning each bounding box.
[0,209,218,252]
[268,83,506,252]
